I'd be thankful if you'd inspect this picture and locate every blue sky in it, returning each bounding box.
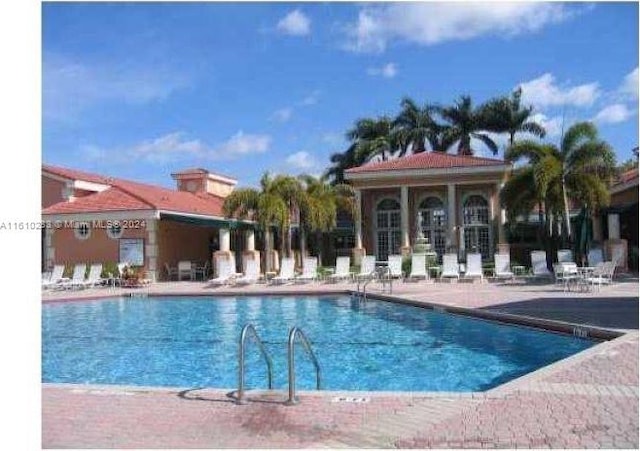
[43,2,639,189]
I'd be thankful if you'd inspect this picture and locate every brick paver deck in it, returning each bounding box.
[42,277,639,448]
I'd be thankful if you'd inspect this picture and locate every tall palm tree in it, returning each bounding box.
[482,88,546,146]
[438,95,498,155]
[394,97,438,154]
[346,116,399,162]
[502,122,616,244]
[325,143,361,185]
[297,174,357,263]
[222,172,289,272]
[269,175,306,258]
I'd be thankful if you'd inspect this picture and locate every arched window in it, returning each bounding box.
[74,222,91,241]
[462,195,490,259]
[375,198,401,261]
[417,196,447,257]
[107,222,123,239]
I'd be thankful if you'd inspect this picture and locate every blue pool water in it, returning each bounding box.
[42,295,595,392]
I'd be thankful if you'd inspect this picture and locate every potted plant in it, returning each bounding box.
[121,264,143,287]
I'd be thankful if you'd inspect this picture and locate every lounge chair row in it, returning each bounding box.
[42,262,134,290]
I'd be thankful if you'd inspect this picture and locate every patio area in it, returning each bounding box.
[42,276,639,448]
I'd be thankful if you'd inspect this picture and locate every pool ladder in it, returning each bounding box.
[355,266,393,302]
[236,324,321,406]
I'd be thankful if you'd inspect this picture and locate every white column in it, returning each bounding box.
[607,214,620,240]
[45,226,55,269]
[219,228,230,252]
[400,185,410,249]
[354,189,363,249]
[145,219,158,282]
[447,183,457,248]
[496,182,506,245]
[245,229,255,251]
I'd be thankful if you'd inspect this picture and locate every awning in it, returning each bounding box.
[159,212,255,230]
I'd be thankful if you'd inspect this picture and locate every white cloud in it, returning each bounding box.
[286,151,316,170]
[593,104,633,124]
[299,90,320,106]
[81,130,271,164]
[43,53,188,121]
[518,73,600,108]
[367,63,398,79]
[619,67,639,99]
[215,131,271,157]
[276,9,311,36]
[271,108,293,123]
[530,113,564,137]
[344,3,572,53]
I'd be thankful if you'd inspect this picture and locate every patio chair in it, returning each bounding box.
[585,261,617,291]
[42,264,66,289]
[235,259,260,285]
[209,257,235,286]
[463,253,484,282]
[557,249,574,264]
[272,257,295,284]
[493,253,514,281]
[177,260,193,281]
[295,257,318,283]
[387,255,404,279]
[530,251,553,278]
[328,256,352,283]
[164,262,179,281]
[553,262,579,289]
[407,254,427,281]
[440,253,460,281]
[587,248,604,267]
[194,261,210,281]
[354,256,376,282]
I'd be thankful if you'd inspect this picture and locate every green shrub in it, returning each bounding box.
[401,256,411,275]
[102,262,119,278]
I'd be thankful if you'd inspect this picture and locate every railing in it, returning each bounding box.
[286,327,322,405]
[355,266,392,302]
[236,324,274,404]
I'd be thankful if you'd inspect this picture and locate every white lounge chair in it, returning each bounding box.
[557,249,574,263]
[494,254,514,281]
[272,258,295,284]
[328,256,352,282]
[295,257,318,283]
[354,256,376,282]
[387,255,404,279]
[209,257,235,286]
[530,251,553,278]
[42,264,66,289]
[164,262,179,281]
[59,263,87,290]
[464,253,484,282]
[587,248,604,267]
[235,259,260,285]
[82,263,104,288]
[440,253,460,281]
[407,254,427,280]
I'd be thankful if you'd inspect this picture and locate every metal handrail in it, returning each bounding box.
[286,327,321,405]
[237,324,274,404]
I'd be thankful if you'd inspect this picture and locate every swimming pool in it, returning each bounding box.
[42,295,596,392]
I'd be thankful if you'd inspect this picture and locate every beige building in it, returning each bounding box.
[344,152,512,263]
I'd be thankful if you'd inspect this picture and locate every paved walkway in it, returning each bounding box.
[42,277,639,448]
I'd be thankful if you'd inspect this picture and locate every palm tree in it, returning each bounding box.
[482,88,546,146]
[222,172,289,272]
[394,97,438,154]
[502,122,616,246]
[437,95,498,155]
[269,175,306,258]
[325,143,361,185]
[297,174,357,264]
[346,116,399,162]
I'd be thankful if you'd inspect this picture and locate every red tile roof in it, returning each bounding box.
[613,168,638,186]
[345,151,509,174]
[42,164,226,217]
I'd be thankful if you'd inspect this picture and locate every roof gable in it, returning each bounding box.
[345,151,509,175]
